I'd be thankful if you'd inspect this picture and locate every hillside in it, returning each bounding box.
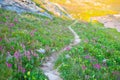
[0,0,72,19]
[0,0,120,80]
[0,8,74,79]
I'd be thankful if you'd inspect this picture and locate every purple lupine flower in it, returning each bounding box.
[18,66,22,71]
[33,53,38,57]
[21,68,26,73]
[6,62,12,68]
[14,51,21,59]
[65,46,71,51]
[0,38,2,41]
[18,66,26,73]
[18,66,22,70]
[94,64,101,69]
[21,44,25,49]
[85,55,90,59]
[6,16,9,19]
[14,18,18,23]
[9,23,14,27]
[31,51,38,57]
[24,51,31,60]
[82,65,86,70]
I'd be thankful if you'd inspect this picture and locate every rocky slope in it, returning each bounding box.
[33,0,73,19]
[0,0,72,19]
[91,14,120,32]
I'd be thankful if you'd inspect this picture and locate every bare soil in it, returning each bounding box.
[40,20,81,80]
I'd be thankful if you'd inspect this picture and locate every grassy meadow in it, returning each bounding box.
[0,0,120,79]
[0,8,74,80]
[55,22,120,80]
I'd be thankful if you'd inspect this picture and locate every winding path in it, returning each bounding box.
[40,20,81,80]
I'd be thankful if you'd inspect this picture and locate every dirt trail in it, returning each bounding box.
[40,20,81,80]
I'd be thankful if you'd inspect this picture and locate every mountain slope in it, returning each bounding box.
[0,8,74,80]
[0,0,72,19]
[33,0,73,19]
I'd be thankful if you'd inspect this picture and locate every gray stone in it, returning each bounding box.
[0,0,53,19]
[0,0,73,19]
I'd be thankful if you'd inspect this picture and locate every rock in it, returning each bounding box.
[37,48,46,54]
[0,0,73,19]
[91,14,120,32]
[36,0,73,19]
[0,0,53,19]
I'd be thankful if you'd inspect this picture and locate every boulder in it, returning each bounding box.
[0,0,53,19]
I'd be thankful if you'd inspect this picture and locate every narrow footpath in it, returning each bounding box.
[41,20,81,80]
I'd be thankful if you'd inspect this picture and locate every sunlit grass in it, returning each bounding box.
[55,22,120,80]
[50,0,120,21]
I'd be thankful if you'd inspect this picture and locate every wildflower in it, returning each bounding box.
[65,46,71,51]
[18,66,26,73]
[6,16,9,19]
[31,50,38,57]
[82,65,86,70]
[24,51,31,60]
[85,55,90,59]
[6,62,12,68]
[14,51,21,59]
[20,43,25,49]
[22,68,26,73]
[9,23,14,27]
[14,18,18,23]
[18,66,22,71]
[37,48,46,54]
[33,53,38,57]
[94,64,101,69]
[0,37,2,41]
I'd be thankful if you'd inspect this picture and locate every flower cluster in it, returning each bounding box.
[6,48,40,77]
[93,64,101,69]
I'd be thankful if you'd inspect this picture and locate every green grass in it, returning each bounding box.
[55,22,120,80]
[1,7,120,80]
[0,9,74,80]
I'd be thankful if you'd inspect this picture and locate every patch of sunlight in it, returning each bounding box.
[49,0,120,21]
